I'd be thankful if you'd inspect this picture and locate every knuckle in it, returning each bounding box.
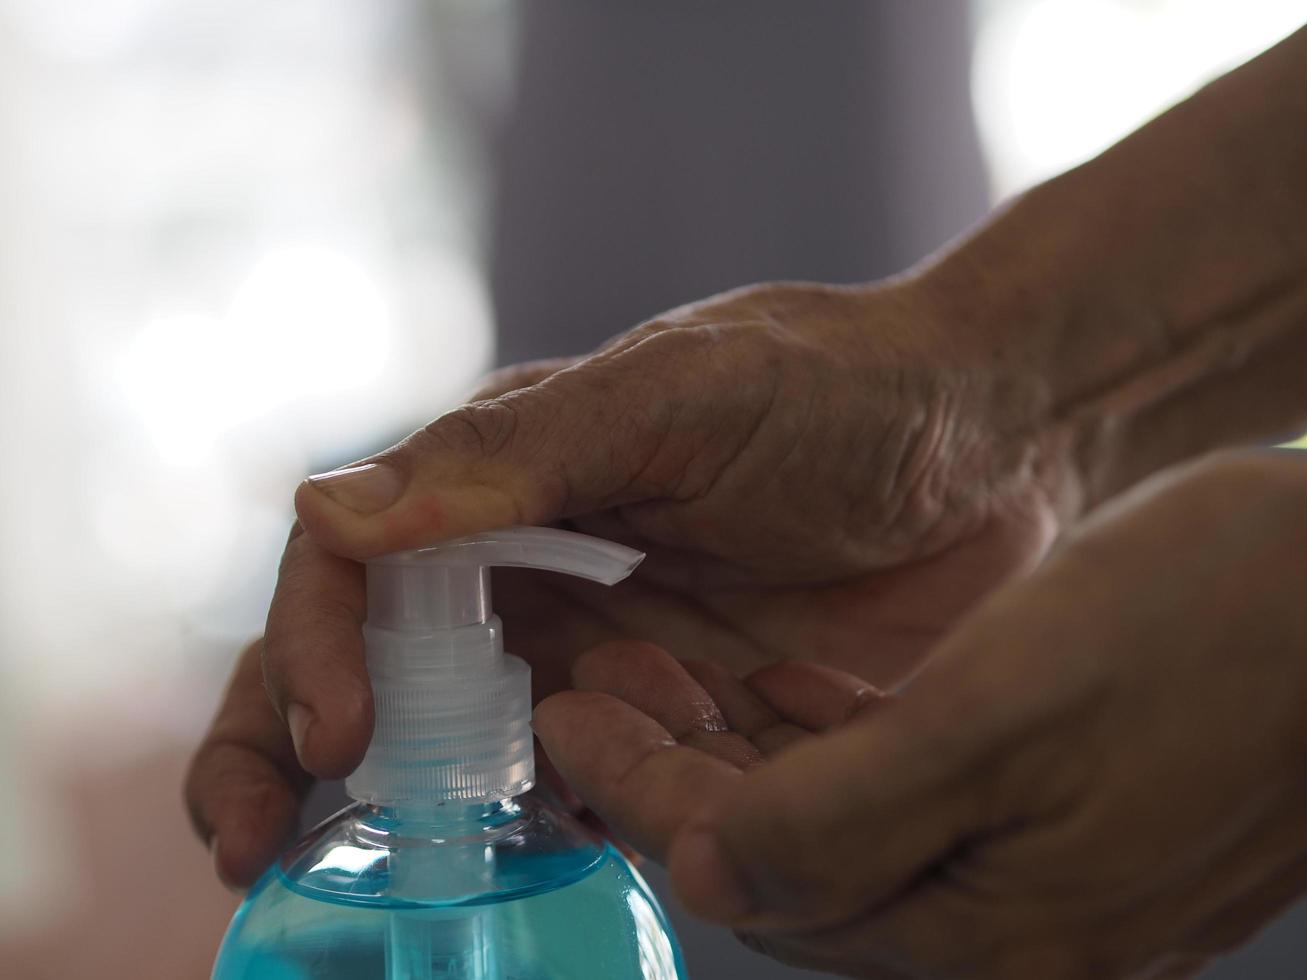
[608,318,722,372]
[468,357,574,401]
[620,318,675,346]
[421,399,523,461]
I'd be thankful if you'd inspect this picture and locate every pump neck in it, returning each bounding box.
[354,799,525,837]
[366,564,491,630]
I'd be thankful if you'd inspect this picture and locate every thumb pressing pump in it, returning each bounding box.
[213,526,687,980]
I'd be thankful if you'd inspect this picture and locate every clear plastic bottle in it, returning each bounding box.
[212,527,687,980]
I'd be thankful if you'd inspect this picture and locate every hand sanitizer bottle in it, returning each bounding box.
[212,526,687,979]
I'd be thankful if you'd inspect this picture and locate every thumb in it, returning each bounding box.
[293,351,686,559]
[668,696,987,933]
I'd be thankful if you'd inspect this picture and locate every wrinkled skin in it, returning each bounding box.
[535,453,1307,979]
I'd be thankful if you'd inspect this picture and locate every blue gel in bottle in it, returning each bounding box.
[213,798,683,979]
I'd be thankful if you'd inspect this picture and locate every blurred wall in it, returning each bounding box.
[490,0,989,367]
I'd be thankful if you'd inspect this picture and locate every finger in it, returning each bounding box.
[292,356,663,557]
[290,332,737,560]
[466,357,577,402]
[578,809,644,864]
[744,661,886,732]
[668,693,986,931]
[534,735,642,860]
[184,639,309,890]
[570,642,763,771]
[532,741,585,815]
[681,659,810,757]
[294,358,575,564]
[533,689,743,861]
[262,525,372,779]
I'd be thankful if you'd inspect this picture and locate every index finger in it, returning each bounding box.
[262,525,372,779]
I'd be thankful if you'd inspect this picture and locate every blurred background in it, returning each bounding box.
[0,2,1304,977]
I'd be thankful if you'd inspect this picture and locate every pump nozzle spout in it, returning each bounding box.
[365,526,643,632]
[375,525,644,583]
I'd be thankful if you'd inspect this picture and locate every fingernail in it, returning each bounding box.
[286,702,313,767]
[305,462,404,515]
[674,828,755,920]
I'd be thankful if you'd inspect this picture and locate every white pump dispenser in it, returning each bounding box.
[346,525,644,807]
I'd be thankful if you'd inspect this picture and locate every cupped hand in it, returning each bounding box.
[537,452,1307,979]
[186,276,1075,887]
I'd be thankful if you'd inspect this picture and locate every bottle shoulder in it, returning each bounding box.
[271,794,611,910]
[215,794,688,978]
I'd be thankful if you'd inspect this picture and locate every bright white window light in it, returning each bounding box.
[117,313,232,465]
[972,0,1307,199]
[117,247,391,465]
[228,246,392,400]
[1,0,164,60]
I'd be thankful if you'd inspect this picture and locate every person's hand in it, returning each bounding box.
[535,452,1307,979]
[186,275,1078,887]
